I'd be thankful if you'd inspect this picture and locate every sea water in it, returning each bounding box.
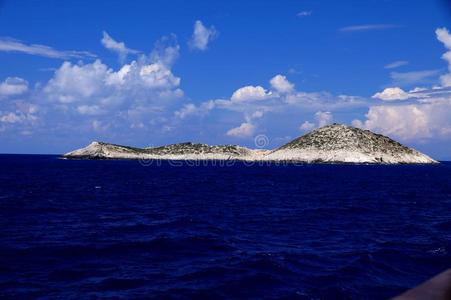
[0,155,450,299]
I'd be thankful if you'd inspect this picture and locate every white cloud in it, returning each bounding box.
[92,119,110,132]
[174,74,366,134]
[297,11,312,17]
[315,111,333,127]
[226,122,255,137]
[101,31,139,62]
[372,87,410,101]
[436,27,451,49]
[288,68,301,75]
[38,36,184,134]
[0,37,95,59]
[356,88,451,140]
[0,77,28,98]
[189,20,218,51]
[0,112,22,123]
[436,27,451,87]
[2,28,450,154]
[439,71,451,87]
[174,100,215,119]
[0,102,39,126]
[16,102,38,115]
[390,69,440,86]
[138,62,181,89]
[231,85,271,102]
[150,35,180,67]
[339,24,400,32]
[409,87,428,93]
[174,103,197,119]
[44,55,182,106]
[351,119,364,128]
[44,60,111,103]
[270,74,294,94]
[284,91,365,108]
[362,105,432,140]
[250,110,264,119]
[298,111,334,132]
[384,60,408,69]
[77,105,103,115]
[363,27,451,141]
[299,121,315,131]
[225,111,265,138]
[0,34,186,137]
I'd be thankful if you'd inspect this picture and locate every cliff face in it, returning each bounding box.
[63,124,438,164]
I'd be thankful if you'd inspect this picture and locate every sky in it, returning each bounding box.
[0,0,450,159]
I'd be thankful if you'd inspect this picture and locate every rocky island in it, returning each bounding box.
[63,124,438,164]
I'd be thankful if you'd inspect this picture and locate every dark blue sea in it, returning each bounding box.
[0,155,450,299]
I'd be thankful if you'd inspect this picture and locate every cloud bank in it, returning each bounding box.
[0,26,450,156]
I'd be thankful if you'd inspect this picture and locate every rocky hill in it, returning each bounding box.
[145,142,252,157]
[265,124,436,164]
[63,124,437,164]
[64,141,255,160]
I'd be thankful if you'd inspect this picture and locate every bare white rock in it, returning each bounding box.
[64,124,438,164]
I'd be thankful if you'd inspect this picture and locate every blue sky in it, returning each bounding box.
[0,0,450,159]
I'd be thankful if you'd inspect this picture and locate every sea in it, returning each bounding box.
[0,155,450,299]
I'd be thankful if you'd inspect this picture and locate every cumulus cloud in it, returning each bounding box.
[315,111,333,127]
[298,111,333,132]
[0,37,95,59]
[150,34,180,67]
[372,87,410,101]
[0,77,28,98]
[189,20,218,51]
[436,27,451,86]
[299,121,315,131]
[1,27,449,154]
[43,39,182,107]
[101,31,139,62]
[174,103,197,119]
[0,35,181,137]
[0,102,39,126]
[356,87,451,140]
[44,60,112,104]
[436,27,451,49]
[230,85,271,102]
[174,100,215,119]
[384,60,408,69]
[359,105,431,140]
[223,109,266,139]
[250,110,264,119]
[175,74,365,140]
[362,28,451,141]
[270,74,294,94]
[0,112,22,123]
[226,122,256,137]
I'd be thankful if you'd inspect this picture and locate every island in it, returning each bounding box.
[63,124,438,164]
